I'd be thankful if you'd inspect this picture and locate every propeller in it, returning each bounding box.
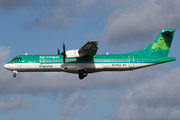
[61,43,66,63]
[58,48,60,55]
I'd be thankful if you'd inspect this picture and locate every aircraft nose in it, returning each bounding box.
[4,64,9,69]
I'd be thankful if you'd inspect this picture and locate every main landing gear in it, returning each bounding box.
[13,71,17,78]
[78,69,88,80]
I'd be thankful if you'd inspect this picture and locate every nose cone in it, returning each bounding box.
[4,64,9,69]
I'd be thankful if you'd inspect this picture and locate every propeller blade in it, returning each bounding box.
[63,43,65,53]
[61,43,65,55]
[63,43,66,63]
[63,55,65,63]
[58,48,60,55]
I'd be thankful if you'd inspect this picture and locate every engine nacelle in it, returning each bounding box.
[65,49,86,58]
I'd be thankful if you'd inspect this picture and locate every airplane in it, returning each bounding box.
[4,29,176,80]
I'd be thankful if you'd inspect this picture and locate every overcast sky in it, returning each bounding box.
[0,0,180,120]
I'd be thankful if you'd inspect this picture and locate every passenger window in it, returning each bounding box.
[104,59,106,62]
[114,59,116,62]
[48,60,50,62]
[121,59,123,62]
[58,60,60,62]
[124,59,126,62]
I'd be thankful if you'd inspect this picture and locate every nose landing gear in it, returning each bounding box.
[13,71,17,78]
[13,74,17,78]
[78,69,88,80]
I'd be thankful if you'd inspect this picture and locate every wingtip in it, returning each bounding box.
[89,40,99,44]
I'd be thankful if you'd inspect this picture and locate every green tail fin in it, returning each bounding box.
[142,29,175,57]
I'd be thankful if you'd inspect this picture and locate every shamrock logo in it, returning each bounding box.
[152,37,169,52]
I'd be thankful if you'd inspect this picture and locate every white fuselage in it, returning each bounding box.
[4,62,154,74]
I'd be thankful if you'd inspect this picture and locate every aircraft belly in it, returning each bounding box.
[62,63,156,73]
[61,63,101,73]
[7,62,155,73]
[135,63,154,68]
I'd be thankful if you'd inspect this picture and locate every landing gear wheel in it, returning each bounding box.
[13,74,16,78]
[78,69,88,80]
[79,74,84,80]
[12,71,17,78]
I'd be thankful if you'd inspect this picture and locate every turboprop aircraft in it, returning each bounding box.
[4,29,176,79]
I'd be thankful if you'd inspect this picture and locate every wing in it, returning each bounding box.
[65,41,99,58]
[78,41,99,57]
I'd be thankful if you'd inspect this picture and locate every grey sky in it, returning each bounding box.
[115,68,180,120]
[0,95,35,112]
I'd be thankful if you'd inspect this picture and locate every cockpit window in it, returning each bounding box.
[12,57,22,61]
[12,58,16,61]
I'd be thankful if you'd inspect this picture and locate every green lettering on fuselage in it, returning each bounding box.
[39,65,53,68]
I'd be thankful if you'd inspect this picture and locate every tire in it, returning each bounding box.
[13,74,16,78]
[78,69,88,77]
[79,74,84,80]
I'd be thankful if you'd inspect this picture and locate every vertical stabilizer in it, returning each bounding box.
[142,29,175,57]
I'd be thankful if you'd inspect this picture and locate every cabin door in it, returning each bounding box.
[128,55,134,68]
